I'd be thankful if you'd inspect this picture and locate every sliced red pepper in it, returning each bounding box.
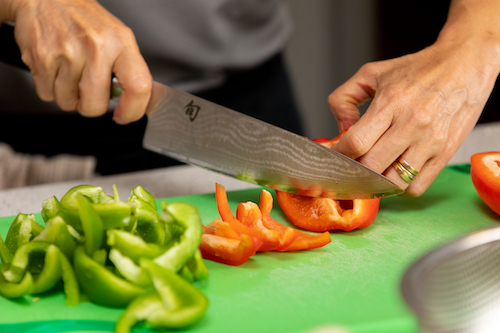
[258,189,331,251]
[199,234,261,266]
[471,152,500,215]
[276,131,381,232]
[275,190,380,232]
[236,201,282,251]
[215,183,275,251]
[203,218,241,240]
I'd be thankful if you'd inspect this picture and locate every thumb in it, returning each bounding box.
[328,69,376,132]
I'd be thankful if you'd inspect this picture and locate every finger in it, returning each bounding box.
[111,48,152,125]
[29,49,59,103]
[393,155,446,197]
[383,150,427,192]
[328,63,377,132]
[53,58,83,111]
[77,58,112,118]
[331,94,395,161]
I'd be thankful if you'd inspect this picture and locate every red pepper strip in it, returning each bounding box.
[237,199,296,251]
[203,218,241,240]
[199,234,261,266]
[215,183,274,251]
[235,202,281,252]
[259,189,331,251]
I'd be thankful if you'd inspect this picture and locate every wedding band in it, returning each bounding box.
[397,156,419,177]
[393,160,416,183]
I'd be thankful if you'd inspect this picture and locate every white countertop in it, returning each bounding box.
[0,121,499,218]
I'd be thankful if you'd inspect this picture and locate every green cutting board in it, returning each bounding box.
[0,166,498,333]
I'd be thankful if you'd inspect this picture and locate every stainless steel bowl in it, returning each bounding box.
[401,227,500,333]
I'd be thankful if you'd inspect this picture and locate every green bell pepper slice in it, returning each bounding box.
[0,234,12,264]
[115,258,208,333]
[109,248,151,287]
[3,241,51,283]
[128,186,157,211]
[4,213,44,255]
[33,215,76,259]
[60,185,113,231]
[107,229,163,264]
[93,201,136,230]
[77,194,104,256]
[0,263,33,298]
[31,244,62,294]
[154,202,203,272]
[1,241,80,303]
[41,195,63,222]
[128,195,164,245]
[185,249,209,282]
[73,246,146,308]
[58,248,80,306]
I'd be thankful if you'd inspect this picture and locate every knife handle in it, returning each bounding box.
[0,22,123,99]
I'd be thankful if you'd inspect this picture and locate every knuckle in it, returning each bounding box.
[344,131,369,157]
[361,155,384,173]
[127,75,153,97]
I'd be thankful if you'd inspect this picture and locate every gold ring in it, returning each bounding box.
[397,156,419,177]
[393,160,416,183]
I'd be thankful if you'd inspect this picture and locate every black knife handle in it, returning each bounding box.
[0,22,29,71]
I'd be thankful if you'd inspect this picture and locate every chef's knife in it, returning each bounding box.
[0,22,403,199]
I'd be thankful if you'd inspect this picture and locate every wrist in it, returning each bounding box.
[436,0,500,75]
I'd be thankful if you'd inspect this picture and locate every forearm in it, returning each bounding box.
[437,0,500,75]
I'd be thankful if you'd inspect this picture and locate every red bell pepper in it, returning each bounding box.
[275,132,380,232]
[199,234,261,266]
[200,184,331,266]
[214,183,279,252]
[258,189,331,250]
[471,152,500,215]
[275,191,380,232]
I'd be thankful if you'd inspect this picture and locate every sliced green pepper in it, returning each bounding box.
[128,186,157,211]
[0,234,12,264]
[0,241,80,303]
[33,215,76,259]
[185,249,209,282]
[93,201,136,230]
[60,185,113,231]
[0,263,33,298]
[41,195,63,222]
[107,229,163,264]
[31,244,62,294]
[109,248,151,287]
[58,249,80,306]
[3,241,51,283]
[115,258,208,333]
[154,202,203,272]
[73,246,146,308]
[77,194,104,256]
[4,213,44,255]
[128,194,164,245]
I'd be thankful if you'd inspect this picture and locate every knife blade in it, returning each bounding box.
[0,22,403,199]
[136,80,403,199]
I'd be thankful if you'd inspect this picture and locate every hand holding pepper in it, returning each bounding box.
[328,0,500,197]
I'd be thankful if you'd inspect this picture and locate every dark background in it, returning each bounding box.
[376,0,500,124]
